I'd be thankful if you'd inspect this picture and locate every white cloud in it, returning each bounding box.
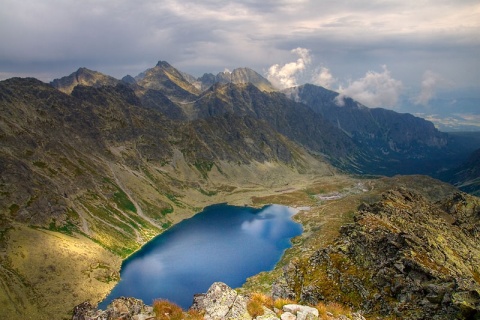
[415,70,447,106]
[266,47,312,89]
[336,66,403,108]
[311,66,336,89]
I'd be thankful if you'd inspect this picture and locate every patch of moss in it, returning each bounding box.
[33,161,47,168]
[165,193,184,208]
[162,221,172,229]
[194,160,214,179]
[48,219,78,236]
[161,207,174,216]
[9,203,19,215]
[113,188,137,213]
[83,201,136,235]
[198,188,217,196]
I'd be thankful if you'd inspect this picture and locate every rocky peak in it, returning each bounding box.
[156,60,173,68]
[121,74,136,84]
[196,67,276,92]
[134,61,200,98]
[51,68,120,94]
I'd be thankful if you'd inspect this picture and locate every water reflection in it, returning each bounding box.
[99,204,302,309]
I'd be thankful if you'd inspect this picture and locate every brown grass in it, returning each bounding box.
[316,301,352,318]
[247,292,276,317]
[184,309,205,320]
[153,299,184,320]
[250,292,274,309]
[247,299,265,318]
[273,297,296,310]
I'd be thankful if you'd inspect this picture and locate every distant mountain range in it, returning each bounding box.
[50,62,480,178]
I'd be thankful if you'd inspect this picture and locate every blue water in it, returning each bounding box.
[98,204,302,310]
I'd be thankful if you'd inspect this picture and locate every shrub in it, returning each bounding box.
[153,299,184,320]
[250,292,274,309]
[247,299,265,318]
[316,302,328,319]
[185,309,204,320]
[316,301,352,318]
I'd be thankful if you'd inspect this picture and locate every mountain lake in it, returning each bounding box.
[99,203,303,309]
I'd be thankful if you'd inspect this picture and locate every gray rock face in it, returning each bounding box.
[72,297,154,320]
[191,282,251,319]
[273,188,480,319]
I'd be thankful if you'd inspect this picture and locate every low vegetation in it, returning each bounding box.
[245,292,353,319]
[153,300,204,320]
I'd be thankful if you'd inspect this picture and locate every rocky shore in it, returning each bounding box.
[72,282,364,320]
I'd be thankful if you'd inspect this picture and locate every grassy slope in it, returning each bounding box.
[0,150,336,319]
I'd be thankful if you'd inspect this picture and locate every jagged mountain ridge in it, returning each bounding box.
[50,62,479,180]
[191,82,363,168]
[197,67,277,92]
[134,60,201,102]
[285,83,478,176]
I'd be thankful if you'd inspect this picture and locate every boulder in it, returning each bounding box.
[190,282,251,319]
[283,304,319,318]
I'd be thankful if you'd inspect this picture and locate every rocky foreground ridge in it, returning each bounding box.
[73,282,365,320]
[273,188,480,319]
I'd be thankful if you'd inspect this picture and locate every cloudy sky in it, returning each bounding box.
[1,0,479,125]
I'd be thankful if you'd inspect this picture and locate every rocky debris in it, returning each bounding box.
[273,188,480,319]
[279,304,318,320]
[191,282,251,319]
[72,297,155,320]
[72,282,362,319]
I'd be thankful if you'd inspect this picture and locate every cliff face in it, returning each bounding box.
[273,188,480,319]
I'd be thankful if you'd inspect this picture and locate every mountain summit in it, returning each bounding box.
[197,67,276,92]
[51,67,120,94]
[134,60,201,100]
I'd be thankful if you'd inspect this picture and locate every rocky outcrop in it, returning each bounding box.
[72,282,362,319]
[191,282,251,319]
[51,67,120,94]
[197,68,276,92]
[72,297,155,320]
[273,188,480,319]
